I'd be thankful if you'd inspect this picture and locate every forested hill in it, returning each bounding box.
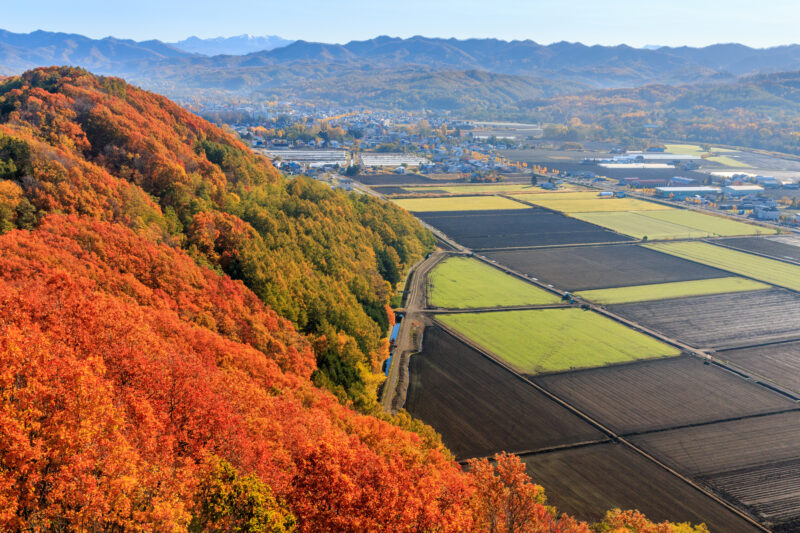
[513,70,800,155]
[0,67,707,531]
[0,66,434,408]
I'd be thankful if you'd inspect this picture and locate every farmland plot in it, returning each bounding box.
[573,210,770,240]
[437,309,679,374]
[631,412,800,531]
[534,357,793,434]
[716,236,800,264]
[721,341,800,395]
[609,289,800,349]
[356,173,437,185]
[404,326,605,459]
[393,195,529,212]
[415,209,632,249]
[484,244,729,291]
[576,277,769,305]
[427,257,559,308]
[646,240,800,291]
[520,443,761,533]
[515,192,672,213]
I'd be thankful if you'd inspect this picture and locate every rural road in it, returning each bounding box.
[380,250,447,412]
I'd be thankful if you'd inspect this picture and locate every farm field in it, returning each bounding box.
[404,326,605,459]
[356,173,438,185]
[631,412,800,531]
[646,210,773,236]
[707,154,753,167]
[646,240,800,291]
[436,309,679,374]
[610,289,800,349]
[484,244,729,291]
[716,236,800,264]
[415,209,632,249]
[513,191,672,213]
[720,341,800,395]
[392,195,528,212]
[427,256,559,308]
[520,443,761,532]
[576,277,770,305]
[572,211,711,240]
[573,209,771,240]
[534,357,793,434]
[402,183,581,194]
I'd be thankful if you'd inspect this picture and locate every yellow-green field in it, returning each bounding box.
[516,192,672,213]
[664,144,707,156]
[663,144,751,167]
[427,257,560,308]
[573,209,773,240]
[664,143,739,155]
[437,309,680,374]
[706,155,753,168]
[576,277,770,305]
[404,183,585,194]
[645,241,800,291]
[392,195,529,212]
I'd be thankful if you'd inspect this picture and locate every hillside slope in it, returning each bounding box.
[0,66,435,407]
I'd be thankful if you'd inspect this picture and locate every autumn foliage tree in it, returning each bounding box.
[0,66,434,406]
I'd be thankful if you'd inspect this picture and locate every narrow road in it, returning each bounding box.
[380,250,447,411]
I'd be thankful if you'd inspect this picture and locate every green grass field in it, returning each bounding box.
[392,195,529,212]
[427,257,560,308]
[645,241,800,291]
[437,309,680,374]
[576,277,770,305]
[572,209,773,240]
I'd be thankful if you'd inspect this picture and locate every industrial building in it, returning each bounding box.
[723,185,764,197]
[654,186,721,200]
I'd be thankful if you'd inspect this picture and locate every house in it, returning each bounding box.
[336,177,354,191]
[754,207,781,221]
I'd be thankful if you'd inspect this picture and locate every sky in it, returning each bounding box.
[2,0,800,48]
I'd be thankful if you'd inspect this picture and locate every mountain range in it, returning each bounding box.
[170,34,293,56]
[6,30,800,86]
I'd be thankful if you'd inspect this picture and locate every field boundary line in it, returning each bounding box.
[458,439,613,464]
[426,303,573,313]
[471,240,640,252]
[431,319,770,531]
[708,237,800,267]
[620,407,800,439]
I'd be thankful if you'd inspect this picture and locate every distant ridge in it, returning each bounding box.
[6,30,800,112]
[171,34,293,56]
[0,29,191,73]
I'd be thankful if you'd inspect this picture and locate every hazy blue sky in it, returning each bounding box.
[3,0,799,47]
